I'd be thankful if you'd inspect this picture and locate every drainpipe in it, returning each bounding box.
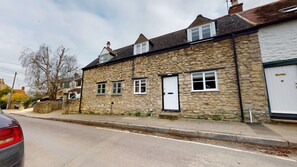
[231,33,244,122]
[78,70,84,114]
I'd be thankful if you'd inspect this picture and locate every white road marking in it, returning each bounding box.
[95,127,297,163]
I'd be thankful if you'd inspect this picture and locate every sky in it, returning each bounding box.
[0,0,276,90]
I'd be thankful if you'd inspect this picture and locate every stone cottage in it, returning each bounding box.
[80,1,290,122]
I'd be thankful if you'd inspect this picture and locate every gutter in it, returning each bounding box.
[78,70,84,113]
[231,33,244,122]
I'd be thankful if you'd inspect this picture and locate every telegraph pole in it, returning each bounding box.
[6,72,17,109]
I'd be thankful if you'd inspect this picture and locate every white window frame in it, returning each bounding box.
[97,83,106,95]
[133,79,147,94]
[191,71,219,92]
[187,22,216,42]
[112,81,122,95]
[134,41,149,55]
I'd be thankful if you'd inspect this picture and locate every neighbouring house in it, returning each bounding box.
[240,0,297,120]
[57,73,82,99]
[81,0,296,122]
[0,78,9,90]
[0,79,29,109]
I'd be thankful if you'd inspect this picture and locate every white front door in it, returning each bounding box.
[163,76,179,111]
[265,65,297,114]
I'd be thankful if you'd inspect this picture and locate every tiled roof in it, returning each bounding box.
[83,14,253,70]
[240,0,297,25]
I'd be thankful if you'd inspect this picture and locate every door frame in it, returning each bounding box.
[263,58,297,120]
[161,74,181,112]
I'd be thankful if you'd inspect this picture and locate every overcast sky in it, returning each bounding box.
[0,0,276,90]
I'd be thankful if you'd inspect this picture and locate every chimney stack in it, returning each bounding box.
[21,86,25,91]
[229,0,243,14]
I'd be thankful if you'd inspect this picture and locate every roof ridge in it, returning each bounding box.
[235,13,257,25]
[241,0,281,14]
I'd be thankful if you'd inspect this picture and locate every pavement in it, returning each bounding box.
[3,109,297,148]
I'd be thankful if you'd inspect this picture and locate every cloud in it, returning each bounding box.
[0,0,277,89]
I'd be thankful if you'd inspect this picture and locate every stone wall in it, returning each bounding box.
[63,99,80,114]
[82,33,269,122]
[33,101,62,113]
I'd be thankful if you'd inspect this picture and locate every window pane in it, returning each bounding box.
[136,45,141,54]
[193,82,204,90]
[142,43,146,53]
[205,72,215,81]
[135,80,139,86]
[193,73,203,82]
[141,86,146,93]
[102,84,105,89]
[191,28,199,41]
[135,86,139,93]
[206,81,216,89]
[118,82,121,88]
[112,83,117,94]
[202,25,211,39]
[102,88,105,94]
[118,87,121,94]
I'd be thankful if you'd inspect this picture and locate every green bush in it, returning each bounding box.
[211,114,222,121]
[135,112,141,117]
[0,100,7,109]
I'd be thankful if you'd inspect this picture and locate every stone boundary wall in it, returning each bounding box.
[63,99,80,114]
[33,101,62,113]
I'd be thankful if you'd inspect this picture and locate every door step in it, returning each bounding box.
[271,119,297,124]
[159,112,179,120]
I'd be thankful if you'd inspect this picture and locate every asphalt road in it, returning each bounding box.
[10,115,297,167]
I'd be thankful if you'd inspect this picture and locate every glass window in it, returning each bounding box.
[142,43,147,53]
[192,73,204,90]
[191,28,200,41]
[76,80,81,87]
[192,71,218,91]
[202,25,211,39]
[136,45,141,54]
[112,82,122,95]
[97,83,106,95]
[134,42,149,55]
[134,79,146,94]
[188,23,215,42]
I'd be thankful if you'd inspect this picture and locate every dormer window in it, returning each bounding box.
[187,22,216,42]
[134,34,150,55]
[98,42,117,64]
[99,53,110,64]
[134,41,149,55]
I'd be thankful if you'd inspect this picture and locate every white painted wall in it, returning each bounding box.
[258,20,297,63]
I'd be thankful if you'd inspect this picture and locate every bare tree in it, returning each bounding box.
[19,44,78,100]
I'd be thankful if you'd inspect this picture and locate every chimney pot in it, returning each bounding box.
[231,0,238,6]
[22,86,25,91]
[106,41,111,48]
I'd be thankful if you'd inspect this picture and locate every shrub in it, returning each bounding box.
[135,112,141,117]
[0,100,7,109]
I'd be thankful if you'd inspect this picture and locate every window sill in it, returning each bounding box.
[96,94,106,96]
[134,93,147,95]
[111,94,122,96]
[191,89,220,93]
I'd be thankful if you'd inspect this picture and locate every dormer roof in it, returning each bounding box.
[188,14,214,28]
[134,34,149,44]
